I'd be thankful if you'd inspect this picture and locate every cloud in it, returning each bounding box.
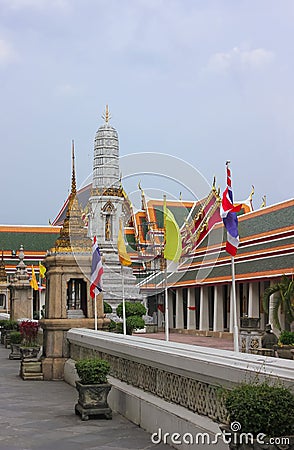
[0,40,18,65]
[206,47,275,73]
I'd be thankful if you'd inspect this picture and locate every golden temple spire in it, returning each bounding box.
[71,140,77,196]
[102,104,111,124]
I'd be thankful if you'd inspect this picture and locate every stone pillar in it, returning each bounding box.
[248,282,259,317]
[187,288,196,330]
[9,245,33,320]
[213,285,224,331]
[175,289,184,329]
[199,286,209,331]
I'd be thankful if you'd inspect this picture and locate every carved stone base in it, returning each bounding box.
[20,359,44,381]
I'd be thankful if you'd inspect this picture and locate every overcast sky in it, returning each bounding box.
[1,0,294,225]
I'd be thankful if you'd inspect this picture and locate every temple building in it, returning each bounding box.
[0,108,293,338]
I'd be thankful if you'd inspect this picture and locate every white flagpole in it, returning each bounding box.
[164,265,169,341]
[122,266,126,335]
[94,295,98,331]
[231,256,239,352]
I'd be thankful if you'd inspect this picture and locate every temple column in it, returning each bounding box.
[213,285,224,331]
[187,288,196,330]
[168,290,174,330]
[199,286,209,331]
[175,289,184,329]
[248,282,259,317]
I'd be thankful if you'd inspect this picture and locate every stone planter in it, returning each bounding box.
[20,346,41,360]
[75,381,112,421]
[240,317,260,329]
[9,343,21,360]
[273,345,294,360]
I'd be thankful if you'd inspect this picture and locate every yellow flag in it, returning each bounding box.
[117,219,132,266]
[30,266,39,291]
[163,197,182,262]
[39,261,46,278]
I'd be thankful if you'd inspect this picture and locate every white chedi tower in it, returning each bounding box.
[88,106,142,311]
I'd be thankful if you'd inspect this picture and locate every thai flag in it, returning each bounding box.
[220,164,242,256]
[90,236,103,298]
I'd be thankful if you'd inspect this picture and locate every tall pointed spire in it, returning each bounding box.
[71,139,77,196]
[52,142,91,253]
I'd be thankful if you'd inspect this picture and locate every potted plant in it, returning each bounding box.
[274,330,294,360]
[221,381,294,449]
[74,358,112,421]
[8,331,22,360]
[0,319,9,344]
[3,320,19,348]
[19,320,40,359]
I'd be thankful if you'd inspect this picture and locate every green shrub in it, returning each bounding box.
[0,319,9,328]
[75,358,110,384]
[108,320,116,331]
[10,331,22,344]
[224,381,294,438]
[116,316,145,335]
[279,330,294,345]
[116,301,146,319]
[104,301,113,314]
[3,320,19,331]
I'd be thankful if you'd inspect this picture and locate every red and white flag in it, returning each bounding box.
[90,236,103,298]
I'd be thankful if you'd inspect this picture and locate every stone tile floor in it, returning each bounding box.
[136,331,234,351]
[0,345,171,450]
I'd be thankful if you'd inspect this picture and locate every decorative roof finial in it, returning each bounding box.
[71,140,77,196]
[261,195,267,208]
[102,104,111,124]
[249,185,255,201]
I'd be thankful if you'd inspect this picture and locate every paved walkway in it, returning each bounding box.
[0,345,170,450]
[136,332,234,351]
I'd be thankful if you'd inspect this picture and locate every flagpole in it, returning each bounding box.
[231,256,239,352]
[164,264,169,342]
[94,295,98,331]
[122,266,127,335]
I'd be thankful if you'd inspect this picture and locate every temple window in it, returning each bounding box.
[0,293,6,308]
[67,279,87,313]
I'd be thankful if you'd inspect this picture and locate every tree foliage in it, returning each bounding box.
[116,301,146,319]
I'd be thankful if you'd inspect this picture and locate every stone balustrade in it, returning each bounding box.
[67,328,294,426]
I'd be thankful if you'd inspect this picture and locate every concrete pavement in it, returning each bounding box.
[0,345,171,450]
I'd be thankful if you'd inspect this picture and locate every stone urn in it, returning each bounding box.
[20,346,41,360]
[75,381,112,421]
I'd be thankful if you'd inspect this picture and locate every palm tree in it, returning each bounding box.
[263,275,294,331]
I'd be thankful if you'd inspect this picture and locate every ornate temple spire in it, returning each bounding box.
[71,139,77,196]
[0,250,7,282]
[52,143,91,253]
